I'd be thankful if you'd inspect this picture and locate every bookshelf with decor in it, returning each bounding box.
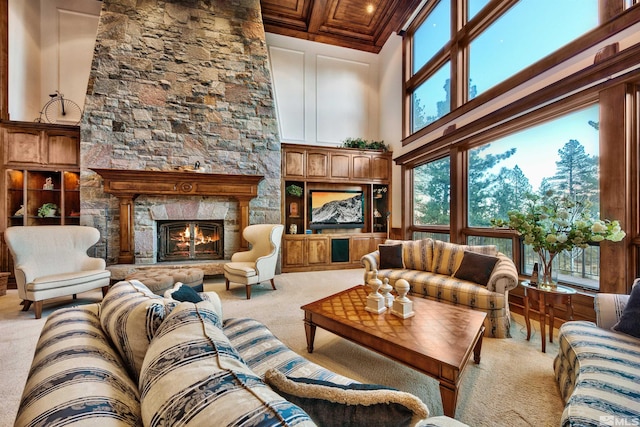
[281,143,391,272]
[0,121,81,283]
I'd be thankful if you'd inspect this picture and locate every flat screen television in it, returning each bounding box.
[309,189,364,229]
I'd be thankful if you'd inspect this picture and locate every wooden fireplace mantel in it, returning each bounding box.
[91,168,264,263]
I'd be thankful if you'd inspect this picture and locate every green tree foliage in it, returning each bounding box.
[468,146,517,226]
[547,139,599,215]
[487,165,533,223]
[413,157,451,225]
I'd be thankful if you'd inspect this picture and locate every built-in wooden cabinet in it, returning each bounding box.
[281,143,392,272]
[1,121,81,282]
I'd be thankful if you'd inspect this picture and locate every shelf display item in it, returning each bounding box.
[37,203,58,218]
[43,177,54,190]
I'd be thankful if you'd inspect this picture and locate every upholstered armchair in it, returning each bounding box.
[4,225,111,318]
[224,224,284,299]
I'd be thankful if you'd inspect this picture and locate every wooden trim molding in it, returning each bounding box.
[91,168,264,263]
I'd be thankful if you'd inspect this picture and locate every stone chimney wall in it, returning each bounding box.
[80,0,281,264]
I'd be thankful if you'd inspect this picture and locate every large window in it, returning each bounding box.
[469,0,598,98]
[467,105,601,288]
[468,105,599,227]
[408,0,599,133]
[412,63,451,131]
[412,0,450,75]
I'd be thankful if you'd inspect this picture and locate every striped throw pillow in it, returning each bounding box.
[100,280,178,382]
[139,302,316,427]
[385,238,433,271]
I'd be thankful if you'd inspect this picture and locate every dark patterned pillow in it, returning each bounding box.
[453,251,499,286]
[612,283,640,338]
[164,282,203,303]
[378,244,405,269]
[264,369,428,427]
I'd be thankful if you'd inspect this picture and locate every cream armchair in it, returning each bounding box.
[224,224,284,299]
[4,225,111,318]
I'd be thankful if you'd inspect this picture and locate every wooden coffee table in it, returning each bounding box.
[301,285,487,418]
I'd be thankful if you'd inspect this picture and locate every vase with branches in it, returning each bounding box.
[491,191,625,287]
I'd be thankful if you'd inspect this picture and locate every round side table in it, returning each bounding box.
[521,280,576,353]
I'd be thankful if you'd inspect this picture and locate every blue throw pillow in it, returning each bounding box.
[165,282,203,303]
[264,369,428,427]
[612,283,640,338]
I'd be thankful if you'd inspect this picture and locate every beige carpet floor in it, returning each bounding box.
[0,269,565,426]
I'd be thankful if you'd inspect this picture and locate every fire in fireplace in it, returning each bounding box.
[157,220,224,262]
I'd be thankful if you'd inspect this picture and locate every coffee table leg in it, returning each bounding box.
[304,318,317,353]
[439,382,458,418]
[474,326,485,364]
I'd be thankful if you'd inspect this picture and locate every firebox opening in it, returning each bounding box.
[157,220,224,262]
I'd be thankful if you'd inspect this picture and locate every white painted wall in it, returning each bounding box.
[8,0,41,121]
[8,0,100,123]
[377,34,404,229]
[266,33,381,147]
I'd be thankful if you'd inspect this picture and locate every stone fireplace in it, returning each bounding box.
[79,0,282,267]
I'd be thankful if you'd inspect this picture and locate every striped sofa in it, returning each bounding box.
[14,280,468,427]
[361,239,518,338]
[554,289,640,426]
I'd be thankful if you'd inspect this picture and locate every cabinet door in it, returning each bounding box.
[3,129,43,165]
[283,149,305,178]
[371,156,390,180]
[283,238,305,267]
[330,153,350,179]
[352,155,371,179]
[307,151,329,178]
[307,236,330,265]
[351,236,374,263]
[47,132,79,166]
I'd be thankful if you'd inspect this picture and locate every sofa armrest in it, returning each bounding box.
[594,293,630,330]
[594,278,638,329]
[486,253,518,294]
[361,250,380,284]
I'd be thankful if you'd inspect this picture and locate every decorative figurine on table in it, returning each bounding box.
[365,269,386,314]
[380,277,394,308]
[43,177,54,190]
[391,279,415,319]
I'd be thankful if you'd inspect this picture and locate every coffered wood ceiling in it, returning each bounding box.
[260,0,423,53]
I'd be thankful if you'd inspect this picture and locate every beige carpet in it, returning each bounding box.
[0,269,565,426]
